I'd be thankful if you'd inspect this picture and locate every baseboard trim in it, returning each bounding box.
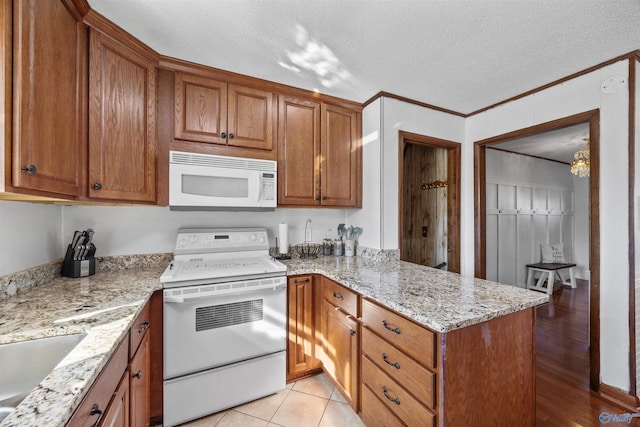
[600,383,639,411]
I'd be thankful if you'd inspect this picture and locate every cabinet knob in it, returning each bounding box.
[93,183,102,190]
[21,165,37,175]
[322,196,328,200]
[138,320,150,333]
[228,133,235,139]
[349,328,356,336]
[221,132,227,138]
[315,196,321,201]
[132,370,143,379]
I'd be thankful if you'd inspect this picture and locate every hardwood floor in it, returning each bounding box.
[535,279,640,426]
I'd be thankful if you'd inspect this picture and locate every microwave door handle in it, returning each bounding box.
[255,172,262,202]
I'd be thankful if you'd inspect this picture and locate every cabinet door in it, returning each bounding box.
[102,370,130,427]
[322,299,359,409]
[321,104,358,207]
[130,332,150,427]
[88,29,156,202]
[287,276,315,378]
[12,0,85,197]
[174,73,227,145]
[228,84,274,151]
[277,96,320,206]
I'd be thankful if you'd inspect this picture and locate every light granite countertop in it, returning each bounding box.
[0,265,165,427]
[283,255,549,333]
[0,252,547,426]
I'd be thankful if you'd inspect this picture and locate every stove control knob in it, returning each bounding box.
[259,236,265,243]
[190,235,198,244]
[178,239,187,248]
[251,234,256,241]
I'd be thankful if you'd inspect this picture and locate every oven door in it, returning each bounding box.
[163,277,286,379]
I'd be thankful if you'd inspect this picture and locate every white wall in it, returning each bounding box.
[467,60,630,391]
[485,149,581,286]
[573,175,590,279]
[62,206,347,256]
[346,98,382,249]
[350,97,466,251]
[0,200,62,277]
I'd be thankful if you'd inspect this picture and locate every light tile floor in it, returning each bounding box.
[178,374,365,427]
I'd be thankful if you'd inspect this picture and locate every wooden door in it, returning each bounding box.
[322,299,359,409]
[174,73,227,145]
[287,276,316,379]
[12,0,85,197]
[402,144,448,268]
[102,371,130,427]
[321,104,358,207]
[88,29,157,202]
[277,96,320,206]
[228,84,274,151]
[129,332,150,427]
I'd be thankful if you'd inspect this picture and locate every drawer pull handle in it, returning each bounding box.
[294,278,310,283]
[382,352,400,369]
[90,403,104,427]
[138,320,150,333]
[382,386,400,405]
[133,370,143,379]
[382,320,401,334]
[332,291,344,300]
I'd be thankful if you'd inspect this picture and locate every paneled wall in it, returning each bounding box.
[486,181,574,287]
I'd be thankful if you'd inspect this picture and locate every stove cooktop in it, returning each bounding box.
[160,228,286,288]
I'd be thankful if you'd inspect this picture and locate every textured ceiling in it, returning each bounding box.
[491,123,590,165]
[88,0,640,114]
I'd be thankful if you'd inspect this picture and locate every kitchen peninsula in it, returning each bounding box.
[0,252,546,426]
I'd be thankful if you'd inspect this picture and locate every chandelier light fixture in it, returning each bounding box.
[570,138,590,177]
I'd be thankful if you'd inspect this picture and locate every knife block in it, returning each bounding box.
[61,245,96,278]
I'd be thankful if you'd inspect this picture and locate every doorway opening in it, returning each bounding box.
[399,131,461,273]
[474,109,600,391]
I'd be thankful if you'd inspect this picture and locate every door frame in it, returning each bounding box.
[398,131,461,273]
[473,109,600,391]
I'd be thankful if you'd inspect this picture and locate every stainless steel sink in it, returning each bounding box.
[0,333,86,422]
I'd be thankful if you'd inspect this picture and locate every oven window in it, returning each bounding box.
[182,174,249,198]
[195,299,264,331]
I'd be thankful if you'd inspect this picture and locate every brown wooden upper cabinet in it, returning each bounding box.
[278,96,361,208]
[8,0,86,199]
[88,28,157,203]
[174,72,275,153]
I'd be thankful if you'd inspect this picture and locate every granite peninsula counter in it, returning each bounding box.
[282,255,548,332]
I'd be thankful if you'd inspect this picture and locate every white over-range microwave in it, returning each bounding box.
[169,151,277,211]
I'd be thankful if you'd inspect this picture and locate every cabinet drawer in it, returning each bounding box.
[362,327,436,409]
[361,384,407,427]
[322,277,358,316]
[362,356,435,427]
[67,335,129,426]
[362,299,435,369]
[130,302,150,357]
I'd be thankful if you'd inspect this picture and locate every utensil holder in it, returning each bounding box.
[344,239,355,257]
[61,245,96,278]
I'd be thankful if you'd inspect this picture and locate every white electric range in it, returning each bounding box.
[160,228,287,427]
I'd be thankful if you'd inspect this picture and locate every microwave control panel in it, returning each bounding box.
[262,173,275,201]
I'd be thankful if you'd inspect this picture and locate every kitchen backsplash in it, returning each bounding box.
[0,253,171,301]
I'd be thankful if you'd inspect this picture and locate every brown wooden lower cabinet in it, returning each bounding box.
[285,275,536,426]
[361,298,536,427]
[102,371,130,427]
[68,298,153,427]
